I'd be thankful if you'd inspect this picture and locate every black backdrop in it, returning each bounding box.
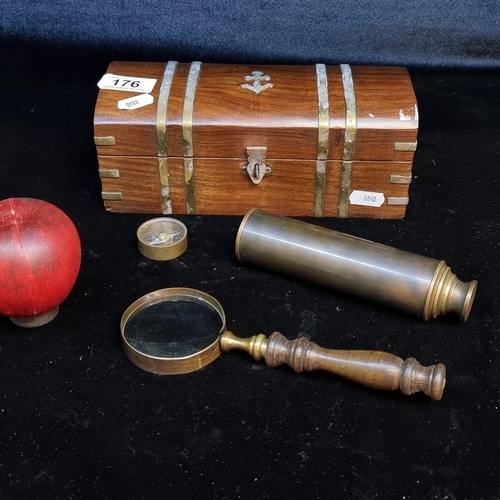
[1,2,500,499]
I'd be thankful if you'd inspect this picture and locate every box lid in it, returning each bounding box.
[94,61,418,162]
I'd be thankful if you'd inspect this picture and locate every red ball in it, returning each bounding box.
[0,198,81,327]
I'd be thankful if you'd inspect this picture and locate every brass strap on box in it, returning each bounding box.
[94,136,116,146]
[101,191,123,201]
[314,64,330,217]
[394,141,418,152]
[182,61,202,215]
[99,169,120,178]
[338,64,357,218]
[156,61,178,214]
[156,61,178,157]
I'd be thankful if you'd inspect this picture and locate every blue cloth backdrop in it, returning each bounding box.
[1,0,499,67]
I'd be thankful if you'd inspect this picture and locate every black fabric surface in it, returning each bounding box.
[1,0,500,68]
[0,18,500,500]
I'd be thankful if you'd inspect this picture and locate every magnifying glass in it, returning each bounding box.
[121,288,446,401]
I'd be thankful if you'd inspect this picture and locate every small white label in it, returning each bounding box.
[117,94,154,110]
[349,190,385,207]
[97,73,157,93]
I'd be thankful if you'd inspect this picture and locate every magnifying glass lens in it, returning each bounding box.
[124,300,223,358]
[121,289,227,374]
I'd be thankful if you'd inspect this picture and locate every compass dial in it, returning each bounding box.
[137,218,188,260]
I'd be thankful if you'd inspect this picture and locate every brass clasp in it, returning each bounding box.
[241,146,273,184]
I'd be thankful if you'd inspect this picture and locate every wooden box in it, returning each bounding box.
[94,61,418,217]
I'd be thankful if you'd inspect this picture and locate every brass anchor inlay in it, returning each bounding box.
[241,71,274,94]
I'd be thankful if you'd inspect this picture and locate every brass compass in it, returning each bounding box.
[137,217,187,261]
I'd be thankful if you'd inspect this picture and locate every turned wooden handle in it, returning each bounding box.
[220,331,446,401]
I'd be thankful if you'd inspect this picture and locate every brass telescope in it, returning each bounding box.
[235,209,477,321]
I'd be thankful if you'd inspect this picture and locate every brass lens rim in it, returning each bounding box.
[120,287,226,375]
